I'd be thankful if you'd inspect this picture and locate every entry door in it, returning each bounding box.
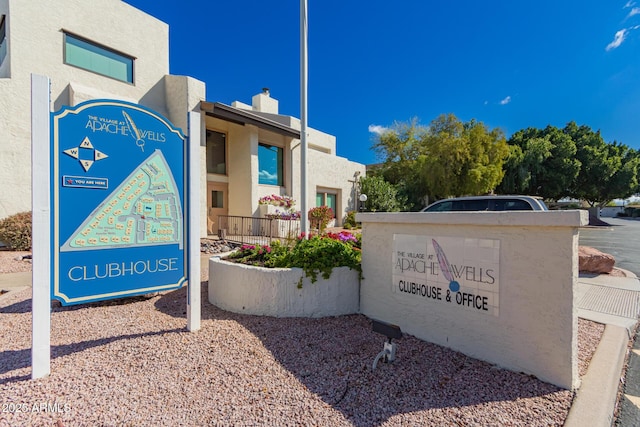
[207,182,228,235]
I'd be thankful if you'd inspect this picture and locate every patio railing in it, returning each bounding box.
[216,215,301,246]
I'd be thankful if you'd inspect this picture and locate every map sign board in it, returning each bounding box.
[51,100,187,305]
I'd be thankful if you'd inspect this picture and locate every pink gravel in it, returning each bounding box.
[0,254,604,426]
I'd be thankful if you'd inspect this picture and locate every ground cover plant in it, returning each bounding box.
[226,231,362,285]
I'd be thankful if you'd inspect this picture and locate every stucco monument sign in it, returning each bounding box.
[51,99,187,305]
[392,234,500,316]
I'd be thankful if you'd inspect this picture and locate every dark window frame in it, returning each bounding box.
[258,142,284,186]
[0,15,7,67]
[316,191,338,218]
[63,31,135,84]
[206,129,227,175]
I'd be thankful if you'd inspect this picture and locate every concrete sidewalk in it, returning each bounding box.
[0,270,31,293]
[566,271,640,427]
[2,267,639,426]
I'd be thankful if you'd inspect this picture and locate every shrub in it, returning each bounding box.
[0,211,32,251]
[308,206,334,233]
[342,210,359,229]
[227,243,280,266]
[226,232,362,286]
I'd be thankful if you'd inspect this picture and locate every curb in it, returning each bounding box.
[565,324,632,427]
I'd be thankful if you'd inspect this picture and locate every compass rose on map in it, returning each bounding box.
[63,137,109,172]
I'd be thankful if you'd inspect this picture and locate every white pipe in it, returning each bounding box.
[372,349,389,370]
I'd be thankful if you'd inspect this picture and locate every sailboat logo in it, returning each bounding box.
[432,239,460,293]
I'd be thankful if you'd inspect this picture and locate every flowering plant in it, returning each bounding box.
[308,206,334,233]
[226,231,362,286]
[326,231,360,247]
[265,210,301,220]
[258,194,296,209]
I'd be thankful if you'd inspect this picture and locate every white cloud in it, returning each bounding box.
[606,29,628,50]
[625,1,636,8]
[499,96,511,105]
[368,124,388,135]
[258,169,279,184]
[629,7,640,17]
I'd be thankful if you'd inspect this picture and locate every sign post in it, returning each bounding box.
[187,111,201,331]
[31,74,52,379]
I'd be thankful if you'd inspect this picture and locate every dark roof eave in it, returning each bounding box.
[200,101,300,139]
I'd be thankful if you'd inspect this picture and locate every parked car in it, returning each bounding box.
[421,195,548,212]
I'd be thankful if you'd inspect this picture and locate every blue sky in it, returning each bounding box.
[125,0,640,165]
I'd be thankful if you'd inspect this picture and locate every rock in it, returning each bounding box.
[200,239,241,254]
[579,246,615,274]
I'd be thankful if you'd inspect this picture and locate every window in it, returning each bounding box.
[64,33,133,83]
[0,16,7,67]
[211,191,224,208]
[316,192,337,218]
[258,143,283,186]
[493,199,533,211]
[206,130,226,175]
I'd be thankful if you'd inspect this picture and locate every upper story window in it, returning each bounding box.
[258,143,283,186]
[64,32,133,83]
[206,130,226,175]
[0,16,7,68]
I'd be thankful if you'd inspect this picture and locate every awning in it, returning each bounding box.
[200,101,300,139]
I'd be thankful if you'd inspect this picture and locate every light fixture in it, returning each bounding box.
[371,318,402,369]
[359,193,367,212]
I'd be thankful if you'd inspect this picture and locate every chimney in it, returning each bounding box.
[252,88,278,114]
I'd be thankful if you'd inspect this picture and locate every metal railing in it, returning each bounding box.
[216,215,301,246]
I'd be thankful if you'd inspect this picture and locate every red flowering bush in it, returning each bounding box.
[308,206,334,233]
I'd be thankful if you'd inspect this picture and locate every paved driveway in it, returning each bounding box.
[579,217,640,276]
[580,217,640,426]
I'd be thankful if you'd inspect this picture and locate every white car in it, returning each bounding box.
[421,195,548,212]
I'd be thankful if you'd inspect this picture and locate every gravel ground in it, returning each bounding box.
[0,249,604,426]
[0,250,32,274]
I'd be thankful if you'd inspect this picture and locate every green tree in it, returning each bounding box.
[371,114,509,207]
[418,114,509,199]
[498,125,580,199]
[565,122,639,206]
[371,119,428,210]
[358,175,405,212]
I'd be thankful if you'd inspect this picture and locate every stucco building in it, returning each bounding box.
[0,0,365,238]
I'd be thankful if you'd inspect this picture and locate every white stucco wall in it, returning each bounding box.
[600,206,624,218]
[290,146,366,225]
[209,258,360,317]
[0,0,205,223]
[206,109,365,227]
[356,210,588,390]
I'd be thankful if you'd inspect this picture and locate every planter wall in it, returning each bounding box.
[208,258,360,317]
